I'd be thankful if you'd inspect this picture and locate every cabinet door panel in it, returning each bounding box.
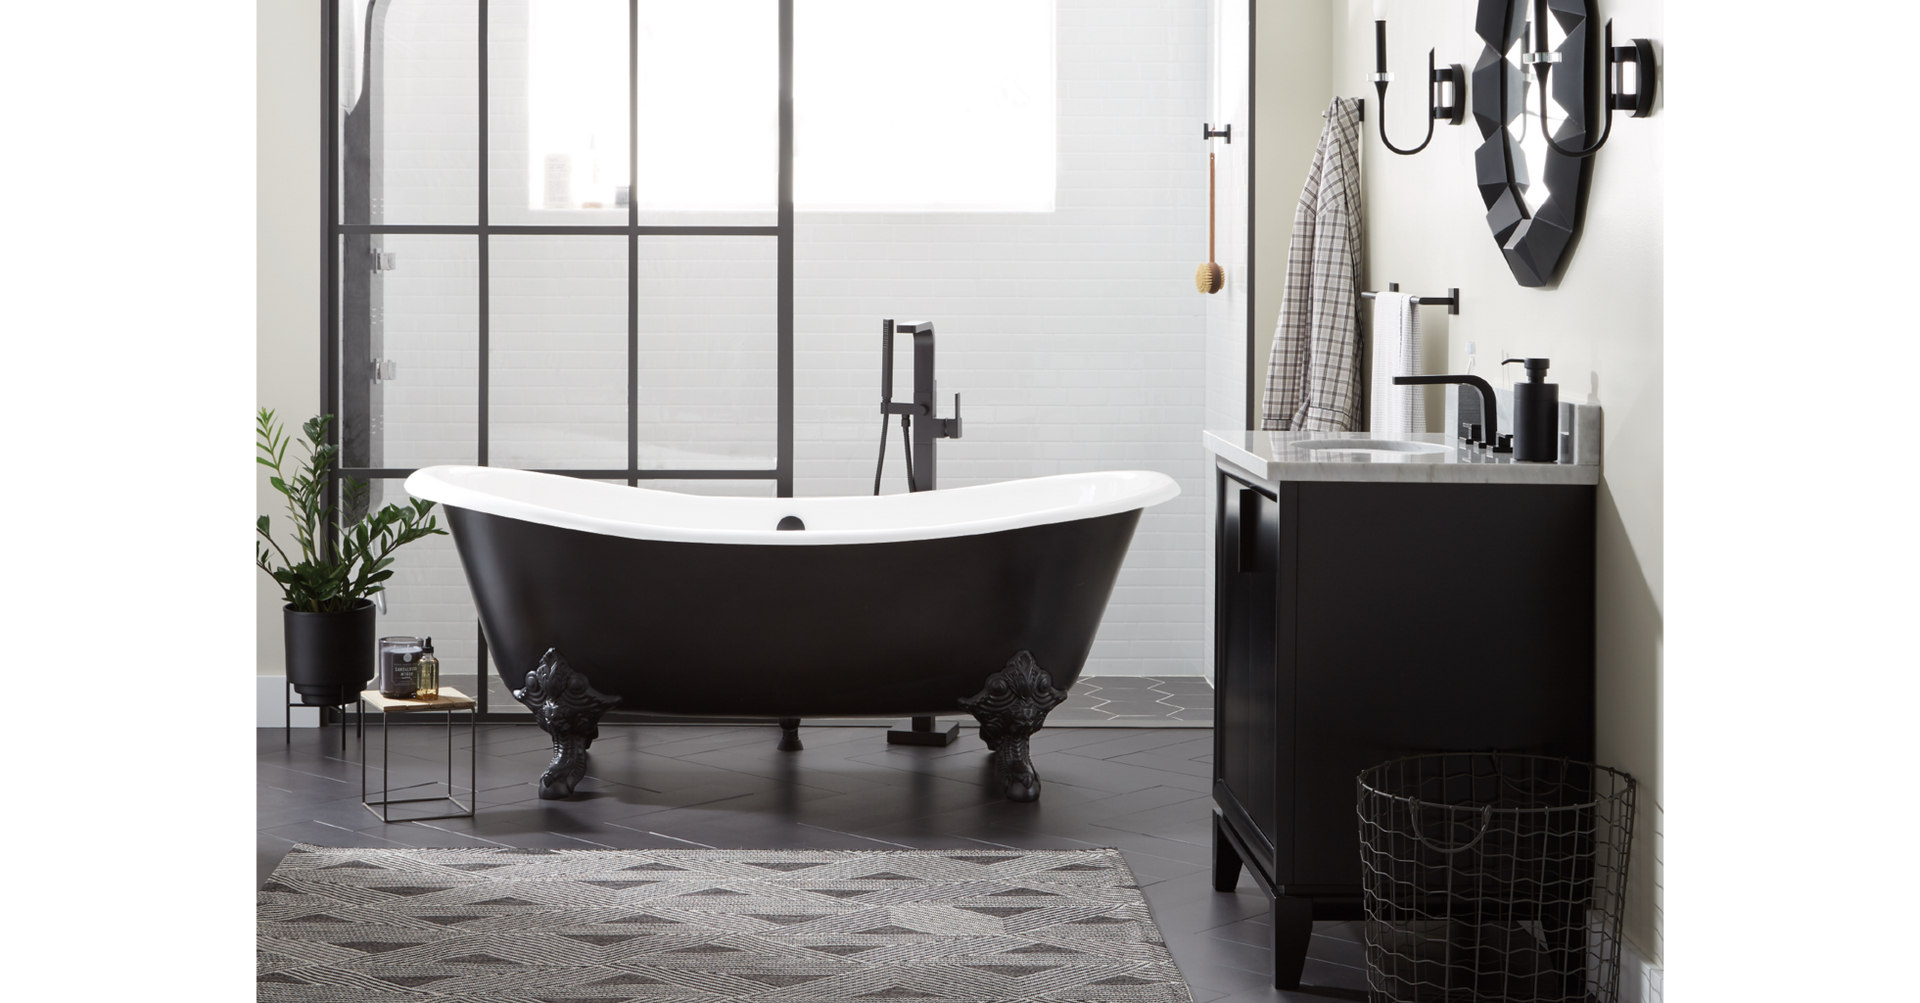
[1217,472,1279,855]
[1215,475,1253,833]
[1288,481,1596,886]
[1244,486,1278,847]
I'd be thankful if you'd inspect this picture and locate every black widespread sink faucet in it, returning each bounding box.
[1392,374,1500,449]
[879,319,962,492]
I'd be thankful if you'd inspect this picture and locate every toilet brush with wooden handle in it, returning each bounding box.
[1195,152,1224,294]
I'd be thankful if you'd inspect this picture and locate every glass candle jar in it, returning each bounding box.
[378,635,422,699]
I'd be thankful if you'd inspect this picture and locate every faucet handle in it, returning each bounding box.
[938,393,962,439]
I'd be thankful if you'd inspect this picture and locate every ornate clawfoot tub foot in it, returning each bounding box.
[960,651,1067,802]
[512,648,621,800]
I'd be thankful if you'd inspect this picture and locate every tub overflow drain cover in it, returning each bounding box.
[776,516,805,531]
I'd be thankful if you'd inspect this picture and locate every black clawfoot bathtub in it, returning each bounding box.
[405,467,1179,801]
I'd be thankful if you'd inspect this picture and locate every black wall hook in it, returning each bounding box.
[1320,101,1364,122]
[1202,123,1231,143]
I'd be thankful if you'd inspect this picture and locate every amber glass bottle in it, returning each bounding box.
[415,637,440,700]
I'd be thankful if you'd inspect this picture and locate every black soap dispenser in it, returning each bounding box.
[1504,357,1558,462]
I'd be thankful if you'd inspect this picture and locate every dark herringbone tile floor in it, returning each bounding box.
[258,721,1369,1003]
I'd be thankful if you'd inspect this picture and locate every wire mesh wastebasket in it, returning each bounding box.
[1357,753,1636,1003]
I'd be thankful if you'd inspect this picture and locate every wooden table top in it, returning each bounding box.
[359,686,477,713]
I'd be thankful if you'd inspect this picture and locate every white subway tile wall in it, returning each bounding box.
[633,237,778,470]
[360,0,1213,692]
[488,235,631,469]
[788,0,1211,677]
[634,480,776,497]
[1201,0,1254,684]
[369,0,479,225]
[377,233,479,469]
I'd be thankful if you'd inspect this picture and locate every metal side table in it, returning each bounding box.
[358,687,477,823]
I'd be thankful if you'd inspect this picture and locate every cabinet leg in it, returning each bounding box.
[1269,893,1314,991]
[1211,813,1243,892]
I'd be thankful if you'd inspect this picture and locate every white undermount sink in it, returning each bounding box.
[1291,438,1451,455]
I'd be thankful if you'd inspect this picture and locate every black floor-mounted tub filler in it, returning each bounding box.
[405,466,1179,801]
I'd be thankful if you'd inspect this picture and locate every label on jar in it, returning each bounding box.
[382,650,418,698]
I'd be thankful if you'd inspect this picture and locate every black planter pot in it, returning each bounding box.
[283,600,376,707]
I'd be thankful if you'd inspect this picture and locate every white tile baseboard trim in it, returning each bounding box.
[259,670,1197,727]
[1620,939,1663,1003]
[259,675,319,728]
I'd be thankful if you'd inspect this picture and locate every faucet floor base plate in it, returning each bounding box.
[886,719,962,746]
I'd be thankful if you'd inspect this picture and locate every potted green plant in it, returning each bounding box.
[257,409,446,706]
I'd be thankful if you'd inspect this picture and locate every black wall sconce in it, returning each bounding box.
[1524,0,1656,158]
[1371,0,1467,156]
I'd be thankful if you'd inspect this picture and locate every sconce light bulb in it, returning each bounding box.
[1372,3,1389,75]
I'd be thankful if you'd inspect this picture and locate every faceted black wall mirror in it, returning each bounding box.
[1473,0,1593,287]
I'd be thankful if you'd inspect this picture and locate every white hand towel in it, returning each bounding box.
[1368,292,1425,437]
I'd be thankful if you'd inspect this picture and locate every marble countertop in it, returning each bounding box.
[1205,428,1601,485]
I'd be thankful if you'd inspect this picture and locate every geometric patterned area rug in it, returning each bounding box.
[260,846,1193,1002]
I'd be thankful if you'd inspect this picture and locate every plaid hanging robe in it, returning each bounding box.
[1261,97,1364,431]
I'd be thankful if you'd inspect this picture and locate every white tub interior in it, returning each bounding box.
[406,466,1180,545]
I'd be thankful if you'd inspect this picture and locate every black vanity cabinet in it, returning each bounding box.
[1210,459,1596,990]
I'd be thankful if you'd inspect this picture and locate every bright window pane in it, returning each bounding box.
[796,0,1055,211]
[634,0,778,217]
[511,0,1055,215]
[526,0,630,210]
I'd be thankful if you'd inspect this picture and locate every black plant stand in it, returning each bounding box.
[286,683,359,751]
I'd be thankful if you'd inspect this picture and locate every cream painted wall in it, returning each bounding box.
[1314,0,1664,965]
[257,0,322,680]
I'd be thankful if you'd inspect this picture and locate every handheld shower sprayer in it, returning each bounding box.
[874,319,896,494]
[873,318,962,495]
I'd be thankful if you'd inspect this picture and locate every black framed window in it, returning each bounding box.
[324,0,793,499]
[324,0,793,716]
